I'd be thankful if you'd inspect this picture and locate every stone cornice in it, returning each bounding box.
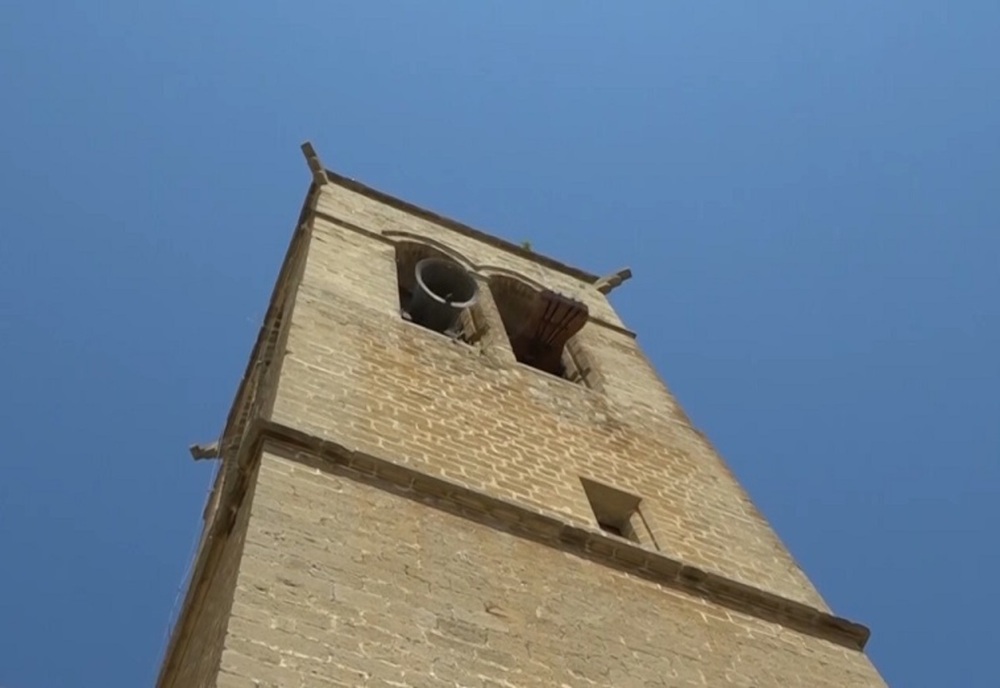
[248,419,872,652]
[322,169,602,285]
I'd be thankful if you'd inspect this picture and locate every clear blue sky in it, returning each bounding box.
[1,3,997,686]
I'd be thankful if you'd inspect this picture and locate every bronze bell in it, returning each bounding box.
[407,258,479,334]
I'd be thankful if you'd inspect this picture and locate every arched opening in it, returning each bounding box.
[489,275,591,383]
[394,241,481,344]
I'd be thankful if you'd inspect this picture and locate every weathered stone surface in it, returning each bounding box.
[216,452,885,687]
[274,183,829,609]
[159,464,257,688]
[156,172,887,687]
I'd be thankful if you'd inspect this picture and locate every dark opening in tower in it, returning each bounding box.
[580,478,647,544]
[395,242,481,344]
[489,275,590,383]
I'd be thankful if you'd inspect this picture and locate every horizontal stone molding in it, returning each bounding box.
[243,418,871,652]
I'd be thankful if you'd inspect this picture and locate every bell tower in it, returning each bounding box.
[157,144,887,687]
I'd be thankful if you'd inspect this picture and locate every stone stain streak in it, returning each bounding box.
[156,162,888,687]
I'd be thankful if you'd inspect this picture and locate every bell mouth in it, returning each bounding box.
[414,258,479,309]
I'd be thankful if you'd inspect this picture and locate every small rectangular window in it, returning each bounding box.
[580,478,651,545]
[597,521,626,538]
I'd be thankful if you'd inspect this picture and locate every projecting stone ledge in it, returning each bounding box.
[240,419,871,652]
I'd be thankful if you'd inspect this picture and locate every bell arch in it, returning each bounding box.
[487,273,592,384]
[391,239,483,343]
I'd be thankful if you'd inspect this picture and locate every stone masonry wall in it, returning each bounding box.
[269,181,828,609]
[160,464,257,688]
[215,450,886,688]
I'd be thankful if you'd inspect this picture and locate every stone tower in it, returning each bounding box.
[156,144,887,687]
